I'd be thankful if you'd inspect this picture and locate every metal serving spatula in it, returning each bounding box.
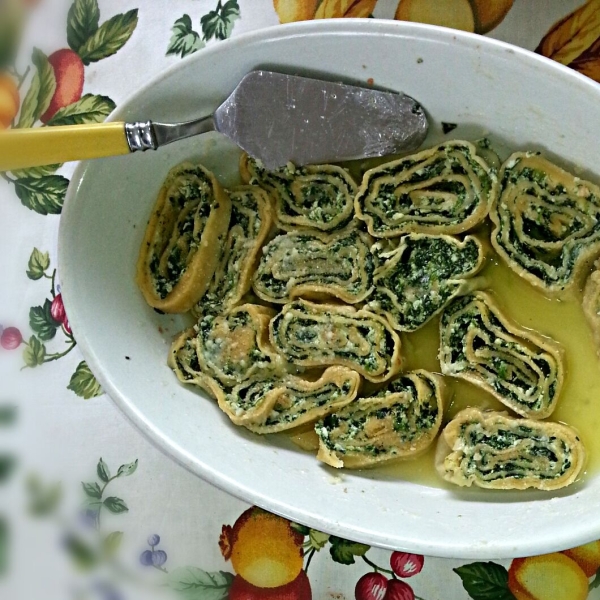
[0,70,428,172]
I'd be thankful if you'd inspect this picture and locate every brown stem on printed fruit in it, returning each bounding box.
[362,555,397,578]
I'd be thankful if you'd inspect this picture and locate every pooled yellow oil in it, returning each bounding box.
[286,236,600,488]
[382,244,600,487]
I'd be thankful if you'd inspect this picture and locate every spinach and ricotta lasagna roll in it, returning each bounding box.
[270,299,402,383]
[583,263,600,358]
[368,234,484,331]
[436,408,585,490]
[253,229,375,304]
[168,304,286,401]
[240,153,356,232]
[355,141,496,238]
[491,152,600,294]
[195,185,273,316]
[439,292,564,419]
[316,370,445,469]
[137,162,232,313]
[220,366,360,433]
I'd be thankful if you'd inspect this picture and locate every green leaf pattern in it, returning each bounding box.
[46,94,116,126]
[454,562,516,600]
[201,0,240,42]
[29,299,60,341]
[329,536,370,565]
[117,459,138,477]
[10,164,62,179]
[67,0,100,52]
[169,567,234,600]
[26,248,50,280]
[102,531,123,557]
[14,175,69,215]
[97,458,110,482]
[78,9,138,65]
[16,48,56,128]
[103,497,128,514]
[82,481,103,499]
[167,15,204,58]
[68,361,103,399]
[23,336,46,367]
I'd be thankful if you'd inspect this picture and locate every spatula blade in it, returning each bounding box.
[213,70,428,170]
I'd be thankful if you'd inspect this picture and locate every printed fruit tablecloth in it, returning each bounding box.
[3,1,600,599]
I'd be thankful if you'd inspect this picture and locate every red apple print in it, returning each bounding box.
[384,580,414,600]
[228,570,311,600]
[390,552,424,578]
[355,572,388,600]
[1,326,23,349]
[50,293,66,324]
[40,49,85,123]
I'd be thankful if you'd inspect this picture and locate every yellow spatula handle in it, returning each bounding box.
[0,122,131,172]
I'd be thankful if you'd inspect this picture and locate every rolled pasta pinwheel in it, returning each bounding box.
[491,152,600,294]
[316,370,445,469]
[270,299,401,383]
[439,292,564,419]
[368,233,484,331]
[355,141,497,237]
[253,228,375,304]
[168,304,286,401]
[194,185,273,316]
[240,153,356,232]
[136,162,232,313]
[436,408,585,491]
[583,262,600,358]
[220,366,361,433]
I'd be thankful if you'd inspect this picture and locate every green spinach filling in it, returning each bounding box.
[370,235,481,330]
[458,422,573,481]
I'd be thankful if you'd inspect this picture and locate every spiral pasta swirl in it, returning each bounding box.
[491,153,600,293]
[136,162,231,313]
[439,293,564,419]
[253,228,375,304]
[195,186,273,316]
[168,304,286,400]
[240,153,356,232]
[270,299,401,383]
[355,141,496,237]
[316,370,445,468]
[220,366,360,433]
[368,234,484,331]
[583,263,600,358]
[436,408,585,490]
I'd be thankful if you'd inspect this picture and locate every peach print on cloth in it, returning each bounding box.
[272,0,515,34]
[0,0,139,215]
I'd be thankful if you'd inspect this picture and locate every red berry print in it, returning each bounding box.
[50,293,66,324]
[355,572,388,600]
[1,327,23,350]
[384,579,415,600]
[390,552,424,578]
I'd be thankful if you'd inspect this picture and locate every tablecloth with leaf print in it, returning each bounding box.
[3,1,600,599]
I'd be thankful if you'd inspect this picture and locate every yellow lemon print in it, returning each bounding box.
[315,0,377,19]
[508,553,589,600]
[563,540,600,577]
[273,0,319,23]
[471,0,514,34]
[395,0,514,34]
[395,0,475,33]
